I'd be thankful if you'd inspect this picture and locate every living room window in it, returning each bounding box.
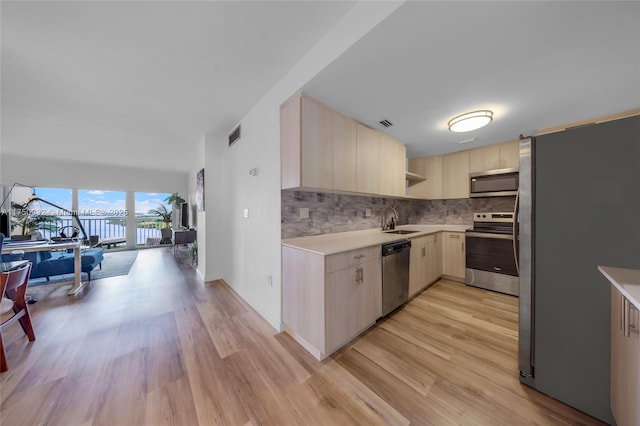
[78,189,126,248]
[135,192,171,246]
[11,187,72,240]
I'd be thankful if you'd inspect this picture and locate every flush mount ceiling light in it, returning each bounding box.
[448,110,493,133]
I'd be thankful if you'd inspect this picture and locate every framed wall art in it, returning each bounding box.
[196,168,205,212]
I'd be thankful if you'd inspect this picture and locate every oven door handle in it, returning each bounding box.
[465,231,514,240]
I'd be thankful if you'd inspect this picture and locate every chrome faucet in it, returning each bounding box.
[381,207,399,231]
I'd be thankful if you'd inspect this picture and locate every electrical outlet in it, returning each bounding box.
[299,207,309,219]
[365,208,372,217]
[267,274,273,286]
[243,208,249,218]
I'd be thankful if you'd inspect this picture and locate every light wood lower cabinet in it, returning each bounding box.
[442,231,465,280]
[282,245,381,360]
[409,236,427,297]
[409,233,443,297]
[610,285,640,426]
[426,232,443,284]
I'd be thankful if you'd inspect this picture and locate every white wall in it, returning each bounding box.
[188,137,206,279]
[2,154,188,195]
[202,2,404,330]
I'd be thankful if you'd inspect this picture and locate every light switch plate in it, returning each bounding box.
[365,208,372,217]
[243,208,249,218]
[299,208,309,219]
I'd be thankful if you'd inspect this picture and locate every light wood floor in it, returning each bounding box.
[1,248,604,425]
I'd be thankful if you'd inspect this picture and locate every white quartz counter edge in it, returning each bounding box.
[598,266,640,311]
[282,225,470,256]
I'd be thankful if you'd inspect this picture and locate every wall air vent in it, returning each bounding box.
[379,119,393,128]
[229,124,241,147]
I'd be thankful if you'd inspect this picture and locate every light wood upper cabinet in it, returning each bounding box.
[409,141,519,199]
[442,232,465,280]
[379,133,406,197]
[442,151,470,199]
[407,155,443,199]
[610,285,640,426]
[332,111,357,192]
[469,141,519,173]
[356,123,381,195]
[281,94,333,190]
[469,144,501,173]
[301,96,333,189]
[281,93,407,197]
[499,141,520,169]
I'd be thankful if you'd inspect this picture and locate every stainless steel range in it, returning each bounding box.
[465,212,519,296]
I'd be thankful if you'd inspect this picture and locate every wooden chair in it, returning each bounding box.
[0,262,34,372]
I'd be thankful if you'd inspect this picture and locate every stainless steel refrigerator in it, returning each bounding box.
[518,115,640,424]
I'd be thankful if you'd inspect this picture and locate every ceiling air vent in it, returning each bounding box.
[379,119,393,128]
[228,124,241,147]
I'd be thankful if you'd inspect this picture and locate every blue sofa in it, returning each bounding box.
[22,248,104,282]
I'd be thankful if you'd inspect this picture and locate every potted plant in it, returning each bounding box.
[10,202,61,238]
[164,193,186,229]
[189,241,198,266]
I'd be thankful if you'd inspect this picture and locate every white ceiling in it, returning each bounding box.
[0,1,355,173]
[2,1,639,173]
[304,1,640,158]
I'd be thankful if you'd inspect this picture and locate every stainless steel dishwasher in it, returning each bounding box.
[381,239,411,316]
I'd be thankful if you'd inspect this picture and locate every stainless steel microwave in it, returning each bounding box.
[469,168,519,197]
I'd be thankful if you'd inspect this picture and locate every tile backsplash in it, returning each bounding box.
[281,190,515,239]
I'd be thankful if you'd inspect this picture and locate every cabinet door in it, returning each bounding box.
[425,233,442,284]
[442,151,470,199]
[610,286,640,426]
[356,123,381,194]
[499,141,520,169]
[357,258,382,330]
[326,267,359,352]
[442,232,465,279]
[469,145,501,173]
[301,96,333,189]
[281,95,302,189]
[409,237,427,297]
[382,135,406,197]
[333,111,357,192]
[408,155,443,199]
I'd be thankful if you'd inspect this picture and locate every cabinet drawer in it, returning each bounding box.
[326,246,380,274]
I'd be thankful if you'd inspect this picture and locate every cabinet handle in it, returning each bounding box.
[354,254,366,260]
[450,234,460,239]
[355,267,363,284]
[629,302,639,335]
[462,242,464,253]
[621,294,625,332]
[421,247,426,257]
[493,267,502,271]
[624,297,630,337]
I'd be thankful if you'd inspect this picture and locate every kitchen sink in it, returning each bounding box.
[384,230,420,235]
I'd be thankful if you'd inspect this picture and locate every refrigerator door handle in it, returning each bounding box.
[513,190,520,275]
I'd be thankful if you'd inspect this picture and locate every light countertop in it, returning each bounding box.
[598,266,640,310]
[282,224,470,256]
